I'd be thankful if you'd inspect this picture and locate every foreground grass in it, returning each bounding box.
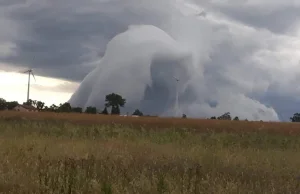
[0,117,300,193]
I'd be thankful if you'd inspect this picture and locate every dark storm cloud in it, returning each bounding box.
[1,0,298,80]
[0,0,170,80]
[0,0,26,6]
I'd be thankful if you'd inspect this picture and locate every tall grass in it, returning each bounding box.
[1,110,300,134]
[0,112,300,193]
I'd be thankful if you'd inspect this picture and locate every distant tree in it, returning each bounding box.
[105,93,126,115]
[23,99,33,106]
[218,112,231,120]
[58,102,72,113]
[210,116,216,120]
[101,107,108,115]
[132,109,143,116]
[6,101,18,110]
[0,98,7,110]
[72,107,83,113]
[290,113,300,122]
[49,104,58,112]
[36,101,45,110]
[182,114,187,118]
[233,116,239,121]
[85,106,97,114]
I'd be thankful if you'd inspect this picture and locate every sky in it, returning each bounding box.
[0,0,300,120]
[0,70,78,106]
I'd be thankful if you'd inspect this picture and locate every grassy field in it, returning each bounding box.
[0,111,300,193]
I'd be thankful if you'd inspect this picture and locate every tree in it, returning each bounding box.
[290,113,300,122]
[132,109,143,116]
[72,107,83,113]
[101,107,108,115]
[182,114,187,118]
[6,101,18,110]
[43,106,49,111]
[105,93,126,115]
[210,116,216,120]
[85,106,97,114]
[58,102,72,112]
[36,101,45,110]
[49,104,58,112]
[0,98,7,110]
[23,99,37,107]
[111,106,120,115]
[218,112,231,120]
[233,116,239,121]
[23,99,33,106]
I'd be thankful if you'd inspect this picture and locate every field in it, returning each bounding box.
[0,111,300,193]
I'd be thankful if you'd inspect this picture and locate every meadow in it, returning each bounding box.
[0,111,300,193]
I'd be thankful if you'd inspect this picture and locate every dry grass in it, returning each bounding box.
[0,111,300,193]
[1,111,300,134]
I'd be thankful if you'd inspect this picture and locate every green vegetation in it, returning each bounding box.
[0,117,300,193]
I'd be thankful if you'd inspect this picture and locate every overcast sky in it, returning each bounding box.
[0,0,300,120]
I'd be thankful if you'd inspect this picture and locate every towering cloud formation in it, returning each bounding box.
[69,23,279,121]
[1,0,300,121]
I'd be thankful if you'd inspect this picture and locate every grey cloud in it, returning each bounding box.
[0,0,26,6]
[200,1,300,34]
[0,0,172,80]
[1,0,300,120]
[222,7,300,34]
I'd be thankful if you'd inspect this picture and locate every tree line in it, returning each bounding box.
[0,93,143,116]
[209,112,300,122]
[1,93,300,122]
